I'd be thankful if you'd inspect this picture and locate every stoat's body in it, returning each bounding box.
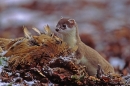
[55,18,115,76]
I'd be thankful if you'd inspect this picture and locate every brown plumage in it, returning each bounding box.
[5,26,73,70]
[0,38,12,50]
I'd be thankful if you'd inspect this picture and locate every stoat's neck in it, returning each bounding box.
[62,24,81,48]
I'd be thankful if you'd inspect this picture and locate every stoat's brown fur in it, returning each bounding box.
[56,18,115,76]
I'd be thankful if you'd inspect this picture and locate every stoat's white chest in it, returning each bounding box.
[62,29,77,48]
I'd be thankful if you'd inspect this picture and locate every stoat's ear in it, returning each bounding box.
[32,27,42,35]
[68,19,75,24]
[61,16,63,19]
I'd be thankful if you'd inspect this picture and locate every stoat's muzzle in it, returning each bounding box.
[55,24,60,32]
[55,28,60,32]
[56,24,67,32]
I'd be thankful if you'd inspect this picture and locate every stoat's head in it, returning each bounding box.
[56,18,76,34]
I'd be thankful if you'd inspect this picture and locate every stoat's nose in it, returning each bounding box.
[55,28,59,32]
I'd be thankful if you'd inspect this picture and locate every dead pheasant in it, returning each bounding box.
[6,25,76,70]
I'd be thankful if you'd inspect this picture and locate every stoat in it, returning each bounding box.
[55,18,115,76]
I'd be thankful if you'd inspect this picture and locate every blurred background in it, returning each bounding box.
[0,0,130,75]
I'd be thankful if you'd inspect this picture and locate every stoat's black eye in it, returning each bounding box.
[62,24,66,28]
